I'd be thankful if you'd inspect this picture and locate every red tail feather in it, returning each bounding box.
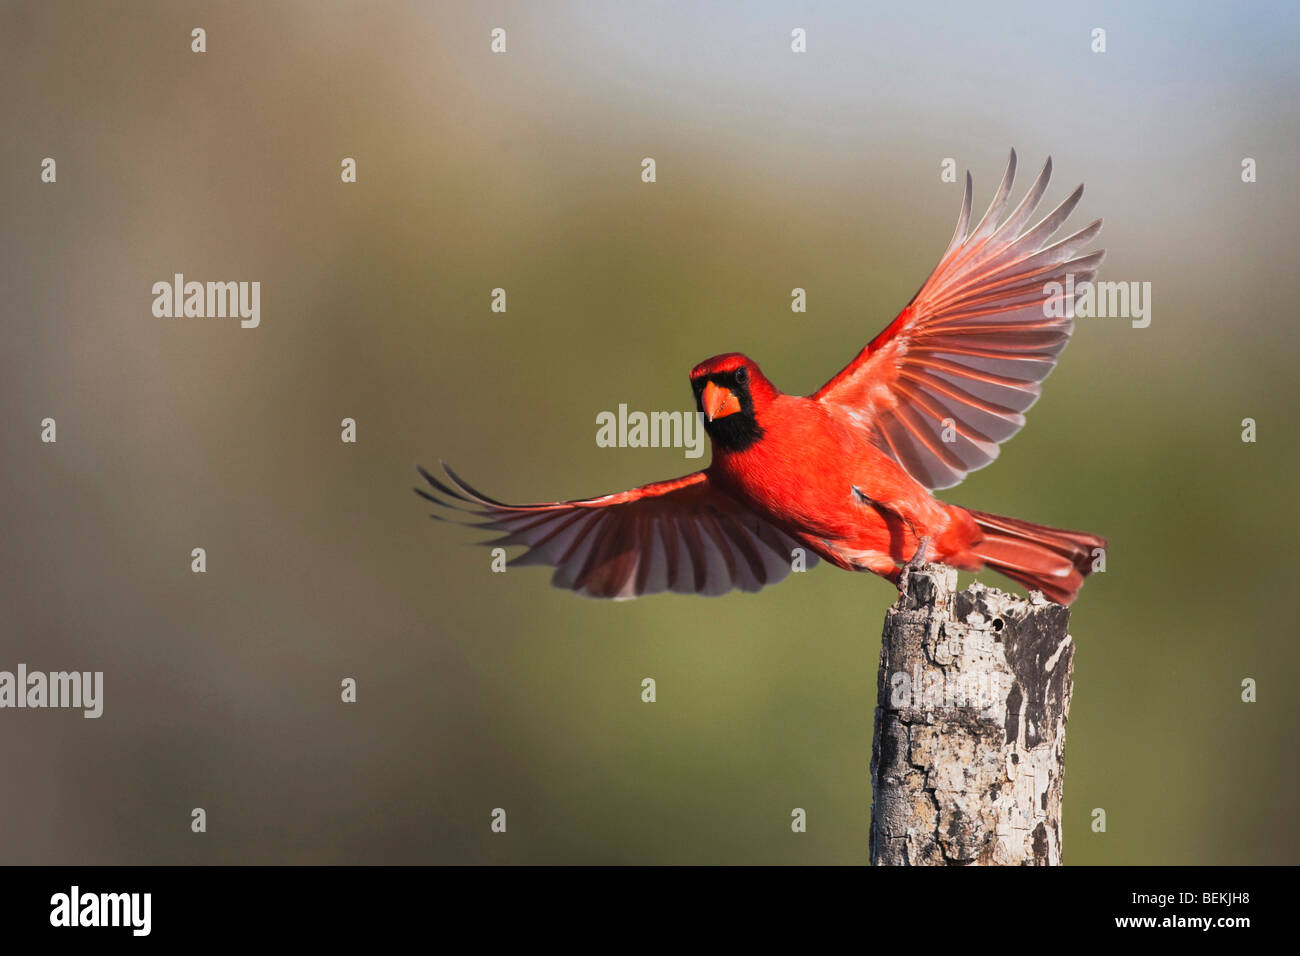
[967,509,1106,605]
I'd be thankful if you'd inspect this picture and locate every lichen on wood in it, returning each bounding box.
[869,565,1074,866]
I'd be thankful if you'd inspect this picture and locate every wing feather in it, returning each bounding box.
[813,150,1103,489]
[415,464,816,599]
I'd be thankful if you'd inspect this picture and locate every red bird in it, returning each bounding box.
[419,151,1106,605]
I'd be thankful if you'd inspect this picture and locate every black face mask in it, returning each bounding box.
[691,369,764,453]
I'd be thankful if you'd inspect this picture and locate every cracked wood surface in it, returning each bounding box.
[869,566,1074,865]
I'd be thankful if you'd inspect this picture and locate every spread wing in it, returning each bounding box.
[415,463,816,599]
[813,150,1104,489]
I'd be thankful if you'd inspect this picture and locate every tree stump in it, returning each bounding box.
[869,565,1074,865]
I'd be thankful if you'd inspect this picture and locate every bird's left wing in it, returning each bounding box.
[416,463,815,599]
[813,150,1103,490]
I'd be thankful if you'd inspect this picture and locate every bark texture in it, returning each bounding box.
[869,565,1074,865]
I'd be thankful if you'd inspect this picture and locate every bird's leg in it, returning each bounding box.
[894,535,931,602]
[854,485,932,594]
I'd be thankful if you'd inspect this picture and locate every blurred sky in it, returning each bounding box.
[1,1,1298,864]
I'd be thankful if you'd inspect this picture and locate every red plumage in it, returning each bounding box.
[419,150,1107,605]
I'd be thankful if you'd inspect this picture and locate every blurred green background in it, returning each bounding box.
[1,0,1297,864]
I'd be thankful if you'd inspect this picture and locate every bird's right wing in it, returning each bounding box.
[416,463,816,599]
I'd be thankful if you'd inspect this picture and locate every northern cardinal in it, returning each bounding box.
[418,151,1106,605]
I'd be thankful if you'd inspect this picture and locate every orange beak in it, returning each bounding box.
[702,381,742,421]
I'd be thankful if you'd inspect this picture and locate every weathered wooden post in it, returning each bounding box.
[869,565,1074,865]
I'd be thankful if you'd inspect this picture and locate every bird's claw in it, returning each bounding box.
[895,536,931,601]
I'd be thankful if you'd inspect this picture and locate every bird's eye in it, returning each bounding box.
[734,366,749,385]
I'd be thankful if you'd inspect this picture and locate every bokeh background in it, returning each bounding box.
[2,0,1297,864]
